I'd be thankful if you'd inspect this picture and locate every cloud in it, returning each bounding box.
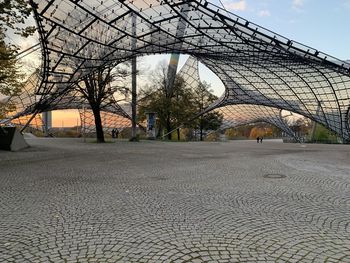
[223,0,247,11]
[258,10,271,17]
[292,0,304,9]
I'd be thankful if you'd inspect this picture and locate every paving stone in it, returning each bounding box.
[0,139,349,262]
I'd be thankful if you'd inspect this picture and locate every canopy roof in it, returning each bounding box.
[179,56,297,138]
[21,0,350,140]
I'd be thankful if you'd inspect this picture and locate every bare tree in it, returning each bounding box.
[61,14,132,142]
[74,65,130,142]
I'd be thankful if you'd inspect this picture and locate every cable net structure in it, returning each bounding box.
[178,56,297,138]
[1,72,43,131]
[214,105,294,136]
[78,106,132,137]
[12,0,350,141]
[2,69,133,135]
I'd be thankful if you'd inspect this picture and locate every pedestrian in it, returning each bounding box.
[111,128,115,138]
[115,129,119,139]
[256,136,260,143]
[260,137,263,143]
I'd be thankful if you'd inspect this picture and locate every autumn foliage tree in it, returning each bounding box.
[0,0,35,118]
[192,81,222,141]
[138,63,223,140]
[138,63,194,140]
[0,0,36,38]
[0,32,25,118]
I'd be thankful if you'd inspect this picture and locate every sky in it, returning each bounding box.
[9,0,350,127]
[209,0,350,60]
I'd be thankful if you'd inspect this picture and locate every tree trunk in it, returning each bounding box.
[177,128,180,141]
[166,115,171,140]
[156,124,162,138]
[92,105,105,143]
[200,126,203,141]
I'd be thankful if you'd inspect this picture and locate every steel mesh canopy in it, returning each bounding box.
[1,72,43,131]
[23,0,350,140]
[214,105,295,138]
[3,70,132,131]
[78,109,132,136]
[179,56,297,138]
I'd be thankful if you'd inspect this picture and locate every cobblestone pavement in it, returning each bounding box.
[1,138,350,262]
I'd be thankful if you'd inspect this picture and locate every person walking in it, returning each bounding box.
[260,137,263,143]
[256,136,260,143]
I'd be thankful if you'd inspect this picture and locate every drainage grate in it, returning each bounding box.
[263,173,286,179]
